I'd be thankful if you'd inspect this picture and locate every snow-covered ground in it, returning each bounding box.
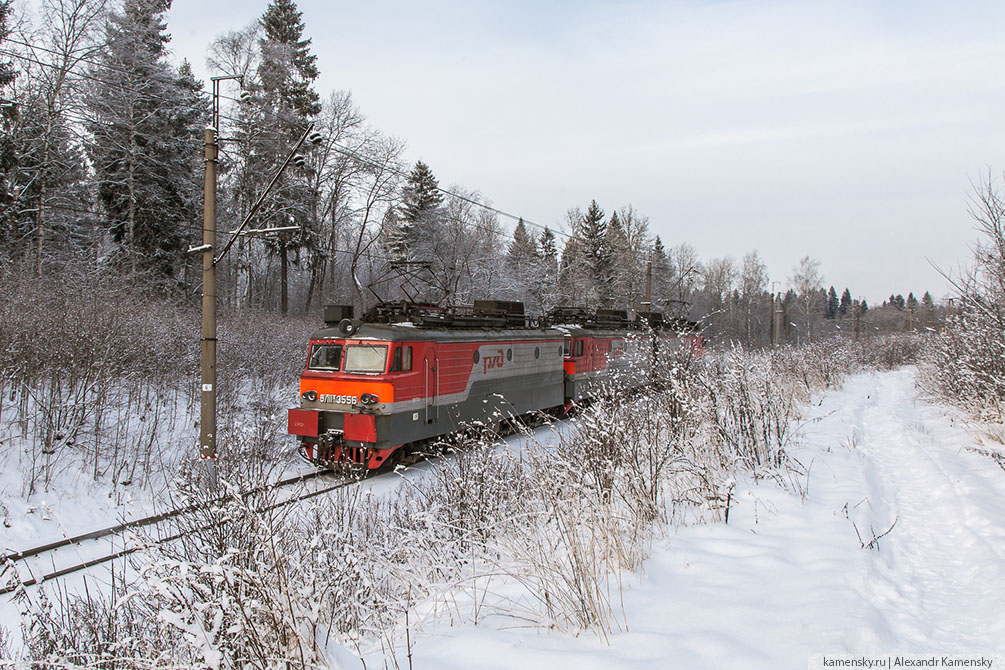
[367,367,1005,669]
[3,367,1004,668]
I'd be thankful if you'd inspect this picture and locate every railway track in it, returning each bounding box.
[0,467,363,596]
[0,414,557,597]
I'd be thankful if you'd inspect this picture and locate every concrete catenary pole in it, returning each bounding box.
[200,128,218,481]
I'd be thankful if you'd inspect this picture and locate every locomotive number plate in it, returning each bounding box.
[320,394,357,405]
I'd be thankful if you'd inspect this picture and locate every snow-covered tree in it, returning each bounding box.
[826,286,839,319]
[255,0,322,314]
[386,159,443,263]
[739,250,769,345]
[602,210,629,307]
[839,288,853,316]
[86,0,208,277]
[789,256,823,342]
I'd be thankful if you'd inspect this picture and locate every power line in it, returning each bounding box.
[216,104,578,242]
[39,202,427,266]
[6,47,579,249]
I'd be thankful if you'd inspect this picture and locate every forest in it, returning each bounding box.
[0,0,938,347]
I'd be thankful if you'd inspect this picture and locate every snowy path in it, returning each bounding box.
[394,368,1005,669]
[841,369,1005,649]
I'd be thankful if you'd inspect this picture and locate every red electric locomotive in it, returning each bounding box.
[287,301,702,469]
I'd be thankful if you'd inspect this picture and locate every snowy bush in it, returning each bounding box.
[0,262,314,498]
[924,174,1005,419]
[858,333,924,371]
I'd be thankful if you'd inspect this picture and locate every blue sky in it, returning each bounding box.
[162,0,1005,302]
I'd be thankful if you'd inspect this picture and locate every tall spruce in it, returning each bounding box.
[86,0,208,277]
[526,226,558,315]
[840,287,852,316]
[252,0,321,313]
[651,236,671,308]
[602,210,629,306]
[580,199,607,306]
[826,286,839,319]
[507,218,536,271]
[259,0,320,118]
[388,160,442,261]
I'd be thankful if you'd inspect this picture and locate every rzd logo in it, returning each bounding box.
[483,349,505,374]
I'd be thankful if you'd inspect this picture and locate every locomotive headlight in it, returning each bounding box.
[302,390,318,402]
[360,393,379,405]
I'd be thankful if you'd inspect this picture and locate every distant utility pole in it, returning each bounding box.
[854,298,862,343]
[769,292,775,349]
[769,282,781,348]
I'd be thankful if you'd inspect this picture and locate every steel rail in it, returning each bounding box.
[0,473,363,596]
[0,467,345,594]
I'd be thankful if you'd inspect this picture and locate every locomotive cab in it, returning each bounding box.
[290,335,411,469]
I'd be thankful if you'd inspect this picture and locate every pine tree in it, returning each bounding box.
[651,236,671,309]
[259,0,320,118]
[507,218,536,270]
[254,0,322,313]
[529,226,559,315]
[579,199,607,306]
[602,210,629,306]
[920,290,936,327]
[399,160,443,223]
[581,199,606,262]
[8,94,89,258]
[906,292,918,311]
[86,0,208,276]
[826,286,838,319]
[840,288,852,316]
[387,160,442,261]
[558,233,582,306]
[539,227,557,266]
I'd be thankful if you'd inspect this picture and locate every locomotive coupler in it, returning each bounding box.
[316,429,345,463]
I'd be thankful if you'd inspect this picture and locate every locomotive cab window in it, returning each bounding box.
[574,339,584,357]
[390,345,413,372]
[308,344,342,371]
[563,336,571,357]
[344,344,388,374]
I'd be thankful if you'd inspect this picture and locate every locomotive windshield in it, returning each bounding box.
[308,344,343,371]
[344,344,388,373]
